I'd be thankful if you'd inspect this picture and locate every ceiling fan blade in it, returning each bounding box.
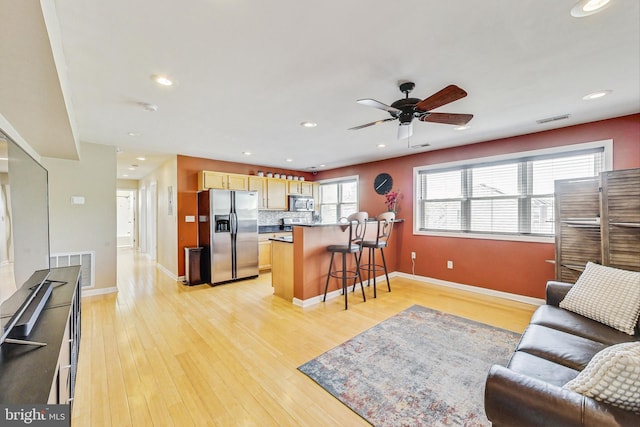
[398,122,413,140]
[357,99,401,114]
[421,112,474,126]
[348,117,396,130]
[415,85,468,112]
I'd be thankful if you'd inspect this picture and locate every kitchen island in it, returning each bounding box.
[270,221,401,306]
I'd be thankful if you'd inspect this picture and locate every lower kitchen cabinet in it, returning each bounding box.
[258,232,292,271]
[259,240,272,271]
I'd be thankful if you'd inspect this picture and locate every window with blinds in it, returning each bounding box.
[319,177,359,224]
[416,147,605,237]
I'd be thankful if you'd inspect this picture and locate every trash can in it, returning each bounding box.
[184,247,204,285]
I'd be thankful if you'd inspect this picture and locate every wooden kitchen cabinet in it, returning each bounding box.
[267,179,287,210]
[258,232,291,270]
[288,181,302,195]
[199,171,226,190]
[258,240,272,271]
[198,171,248,191]
[288,181,313,196]
[227,173,249,190]
[249,176,267,209]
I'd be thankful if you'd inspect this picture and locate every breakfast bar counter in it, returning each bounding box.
[270,220,401,305]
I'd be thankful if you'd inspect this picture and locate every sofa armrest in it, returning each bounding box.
[545,281,573,307]
[485,365,640,427]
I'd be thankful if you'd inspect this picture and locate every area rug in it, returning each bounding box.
[298,305,521,426]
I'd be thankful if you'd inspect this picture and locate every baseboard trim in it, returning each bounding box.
[293,273,396,308]
[293,271,543,307]
[395,272,545,306]
[157,263,179,281]
[81,286,118,297]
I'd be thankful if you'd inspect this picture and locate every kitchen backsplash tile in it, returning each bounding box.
[258,210,312,225]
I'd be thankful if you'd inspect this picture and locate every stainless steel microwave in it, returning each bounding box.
[288,195,315,212]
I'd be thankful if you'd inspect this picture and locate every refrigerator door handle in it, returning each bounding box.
[230,212,238,234]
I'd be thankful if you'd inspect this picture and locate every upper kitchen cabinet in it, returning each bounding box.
[267,179,287,210]
[288,181,314,196]
[248,176,267,209]
[198,171,248,191]
[227,173,249,190]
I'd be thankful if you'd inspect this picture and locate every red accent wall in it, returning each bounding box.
[315,114,640,299]
[176,155,314,275]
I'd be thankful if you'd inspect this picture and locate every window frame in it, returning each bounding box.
[317,175,360,224]
[413,140,613,243]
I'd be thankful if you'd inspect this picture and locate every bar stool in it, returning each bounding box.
[322,212,368,310]
[358,212,395,298]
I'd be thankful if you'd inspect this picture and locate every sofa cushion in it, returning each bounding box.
[563,342,640,413]
[517,324,607,371]
[507,350,580,387]
[560,262,640,335]
[531,305,639,346]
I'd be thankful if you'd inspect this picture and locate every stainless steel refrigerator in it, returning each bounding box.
[197,189,259,284]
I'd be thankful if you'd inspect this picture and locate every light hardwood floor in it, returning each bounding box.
[71,248,537,426]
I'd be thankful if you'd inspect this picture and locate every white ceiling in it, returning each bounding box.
[6,1,640,179]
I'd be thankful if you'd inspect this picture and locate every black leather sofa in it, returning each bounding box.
[484,281,640,426]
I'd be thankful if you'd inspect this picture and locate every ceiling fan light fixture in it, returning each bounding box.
[571,0,611,17]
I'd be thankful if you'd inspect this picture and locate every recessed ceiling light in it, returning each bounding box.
[320,164,326,168]
[242,151,252,156]
[139,102,158,112]
[128,132,140,137]
[571,0,611,17]
[582,90,612,100]
[151,75,173,86]
[300,121,317,128]
[136,157,146,161]
[377,143,386,148]
[285,158,293,162]
[454,125,470,131]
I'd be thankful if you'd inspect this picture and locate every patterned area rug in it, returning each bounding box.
[298,305,521,426]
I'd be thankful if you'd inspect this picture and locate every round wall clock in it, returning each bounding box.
[374,173,393,195]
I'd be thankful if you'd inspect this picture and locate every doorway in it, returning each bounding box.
[116,190,136,248]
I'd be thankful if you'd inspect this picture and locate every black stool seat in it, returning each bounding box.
[323,212,368,310]
[326,244,361,253]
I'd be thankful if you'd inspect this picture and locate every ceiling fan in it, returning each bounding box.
[349,82,473,140]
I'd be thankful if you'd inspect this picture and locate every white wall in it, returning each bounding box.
[42,142,117,292]
[139,156,178,279]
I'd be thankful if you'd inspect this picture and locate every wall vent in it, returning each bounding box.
[536,114,571,125]
[50,251,95,288]
[410,143,431,149]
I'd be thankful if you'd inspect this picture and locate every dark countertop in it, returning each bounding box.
[259,225,292,233]
[270,236,293,243]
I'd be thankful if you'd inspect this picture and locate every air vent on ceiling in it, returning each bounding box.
[410,143,431,149]
[536,114,571,125]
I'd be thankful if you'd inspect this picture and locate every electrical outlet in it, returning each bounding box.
[447,260,454,269]
[411,251,416,259]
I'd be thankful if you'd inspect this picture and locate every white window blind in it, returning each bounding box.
[319,178,358,224]
[417,147,605,237]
